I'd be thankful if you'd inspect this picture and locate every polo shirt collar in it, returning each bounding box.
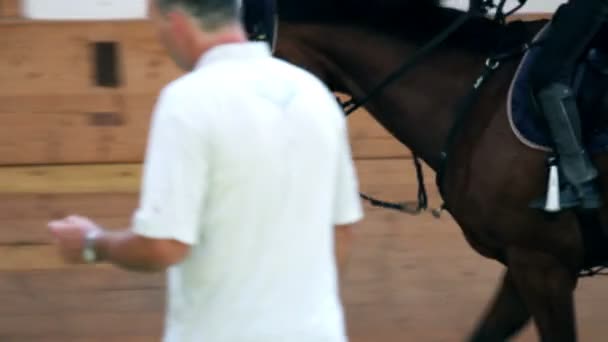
[195,42,272,70]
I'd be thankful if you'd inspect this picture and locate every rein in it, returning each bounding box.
[339,1,528,216]
[339,12,473,116]
[338,11,474,215]
[579,267,608,277]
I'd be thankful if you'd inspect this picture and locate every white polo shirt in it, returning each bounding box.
[132,42,363,342]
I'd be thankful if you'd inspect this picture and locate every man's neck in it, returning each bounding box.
[192,25,249,64]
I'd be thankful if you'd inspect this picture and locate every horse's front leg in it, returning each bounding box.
[509,247,579,342]
[468,269,531,342]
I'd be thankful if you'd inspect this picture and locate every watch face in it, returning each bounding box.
[83,248,96,263]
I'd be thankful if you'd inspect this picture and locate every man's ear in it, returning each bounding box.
[166,10,185,34]
[169,9,202,45]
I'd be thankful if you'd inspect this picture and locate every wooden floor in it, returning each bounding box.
[2,157,608,341]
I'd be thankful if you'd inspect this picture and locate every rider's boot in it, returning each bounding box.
[530,83,602,211]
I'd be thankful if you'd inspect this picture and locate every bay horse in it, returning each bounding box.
[273,1,608,341]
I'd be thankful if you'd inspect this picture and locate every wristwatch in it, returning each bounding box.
[82,230,102,264]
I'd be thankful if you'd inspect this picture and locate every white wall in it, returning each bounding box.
[23,0,147,20]
[442,0,566,13]
[22,0,564,20]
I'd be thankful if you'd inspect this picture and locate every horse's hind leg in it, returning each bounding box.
[509,248,578,342]
[468,269,531,342]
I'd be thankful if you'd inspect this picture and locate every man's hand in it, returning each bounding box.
[48,214,191,272]
[47,215,102,264]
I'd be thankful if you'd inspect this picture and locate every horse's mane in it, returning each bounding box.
[278,0,443,24]
[277,0,545,55]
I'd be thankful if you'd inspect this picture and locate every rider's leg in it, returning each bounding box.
[528,0,608,210]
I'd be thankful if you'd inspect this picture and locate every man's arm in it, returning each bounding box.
[95,230,190,272]
[108,85,207,271]
[48,85,206,271]
[47,215,191,272]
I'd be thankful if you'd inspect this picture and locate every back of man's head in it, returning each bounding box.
[156,0,240,31]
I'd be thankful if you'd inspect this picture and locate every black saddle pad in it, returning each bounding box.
[508,23,608,154]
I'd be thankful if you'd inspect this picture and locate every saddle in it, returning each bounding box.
[508,22,608,154]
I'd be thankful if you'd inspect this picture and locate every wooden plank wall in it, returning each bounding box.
[0,19,407,165]
[0,8,551,341]
[0,20,181,165]
[0,0,20,18]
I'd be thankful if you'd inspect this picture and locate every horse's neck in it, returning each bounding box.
[377,53,492,169]
[276,20,533,169]
[307,25,491,169]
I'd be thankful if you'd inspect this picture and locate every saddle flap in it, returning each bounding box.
[508,23,608,154]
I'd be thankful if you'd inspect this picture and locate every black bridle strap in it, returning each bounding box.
[358,154,429,214]
[436,43,530,200]
[436,58,503,199]
[341,11,473,115]
[474,0,528,24]
[336,11,474,215]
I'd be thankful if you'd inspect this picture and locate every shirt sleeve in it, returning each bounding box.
[333,115,364,226]
[131,86,208,245]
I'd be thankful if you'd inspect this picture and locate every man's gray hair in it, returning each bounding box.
[156,0,241,30]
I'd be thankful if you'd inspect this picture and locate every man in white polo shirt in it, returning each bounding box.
[47,0,363,341]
